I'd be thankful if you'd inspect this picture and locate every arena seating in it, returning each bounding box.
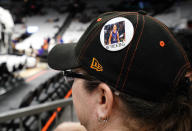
[0,72,72,131]
[0,55,26,95]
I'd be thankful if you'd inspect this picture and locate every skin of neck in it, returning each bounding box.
[89,97,144,131]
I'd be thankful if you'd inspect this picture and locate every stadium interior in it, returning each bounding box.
[0,0,192,130]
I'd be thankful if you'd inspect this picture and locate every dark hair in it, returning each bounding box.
[84,75,192,131]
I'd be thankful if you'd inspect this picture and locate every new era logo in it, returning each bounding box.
[90,57,103,72]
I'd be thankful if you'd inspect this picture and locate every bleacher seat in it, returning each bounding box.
[19,90,35,108]
[33,84,44,101]
[38,90,49,103]
[47,83,56,96]
[0,71,73,131]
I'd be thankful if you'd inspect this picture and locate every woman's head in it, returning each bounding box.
[70,69,121,130]
[48,11,192,131]
[71,68,192,131]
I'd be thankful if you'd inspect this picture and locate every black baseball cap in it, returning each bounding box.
[48,11,191,102]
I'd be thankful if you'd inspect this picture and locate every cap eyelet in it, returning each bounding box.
[97,18,102,22]
[160,41,165,47]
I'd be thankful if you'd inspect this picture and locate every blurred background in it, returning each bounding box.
[0,0,191,131]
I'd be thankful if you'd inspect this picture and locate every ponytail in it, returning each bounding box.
[155,76,192,131]
[119,75,192,131]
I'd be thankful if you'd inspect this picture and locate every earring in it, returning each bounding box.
[103,118,108,123]
[98,117,108,123]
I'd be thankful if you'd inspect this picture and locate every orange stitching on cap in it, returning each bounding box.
[147,15,190,65]
[122,15,145,89]
[90,57,103,71]
[174,63,190,87]
[79,13,138,64]
[97,18,102,22]
[160,41,165,47]
[118,12,138,15]
[115,13,139,89]
[78,14,110,59]
[175,65,188,87]
[132,13,139,33]
[98,11,136,17]
[147,16,192,86]
[115,42,132,88]
[174,64,188,82]
[78,27,100,60]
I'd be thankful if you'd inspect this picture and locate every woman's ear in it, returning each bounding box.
[96,83,113,120]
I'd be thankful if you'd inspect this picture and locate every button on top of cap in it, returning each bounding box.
[138,10,147,15]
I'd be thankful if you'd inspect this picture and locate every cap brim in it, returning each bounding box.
[48,43,80,71]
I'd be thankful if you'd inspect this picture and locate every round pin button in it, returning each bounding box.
[100,17,134,52]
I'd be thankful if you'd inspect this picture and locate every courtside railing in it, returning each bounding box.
[0,98,73,131]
